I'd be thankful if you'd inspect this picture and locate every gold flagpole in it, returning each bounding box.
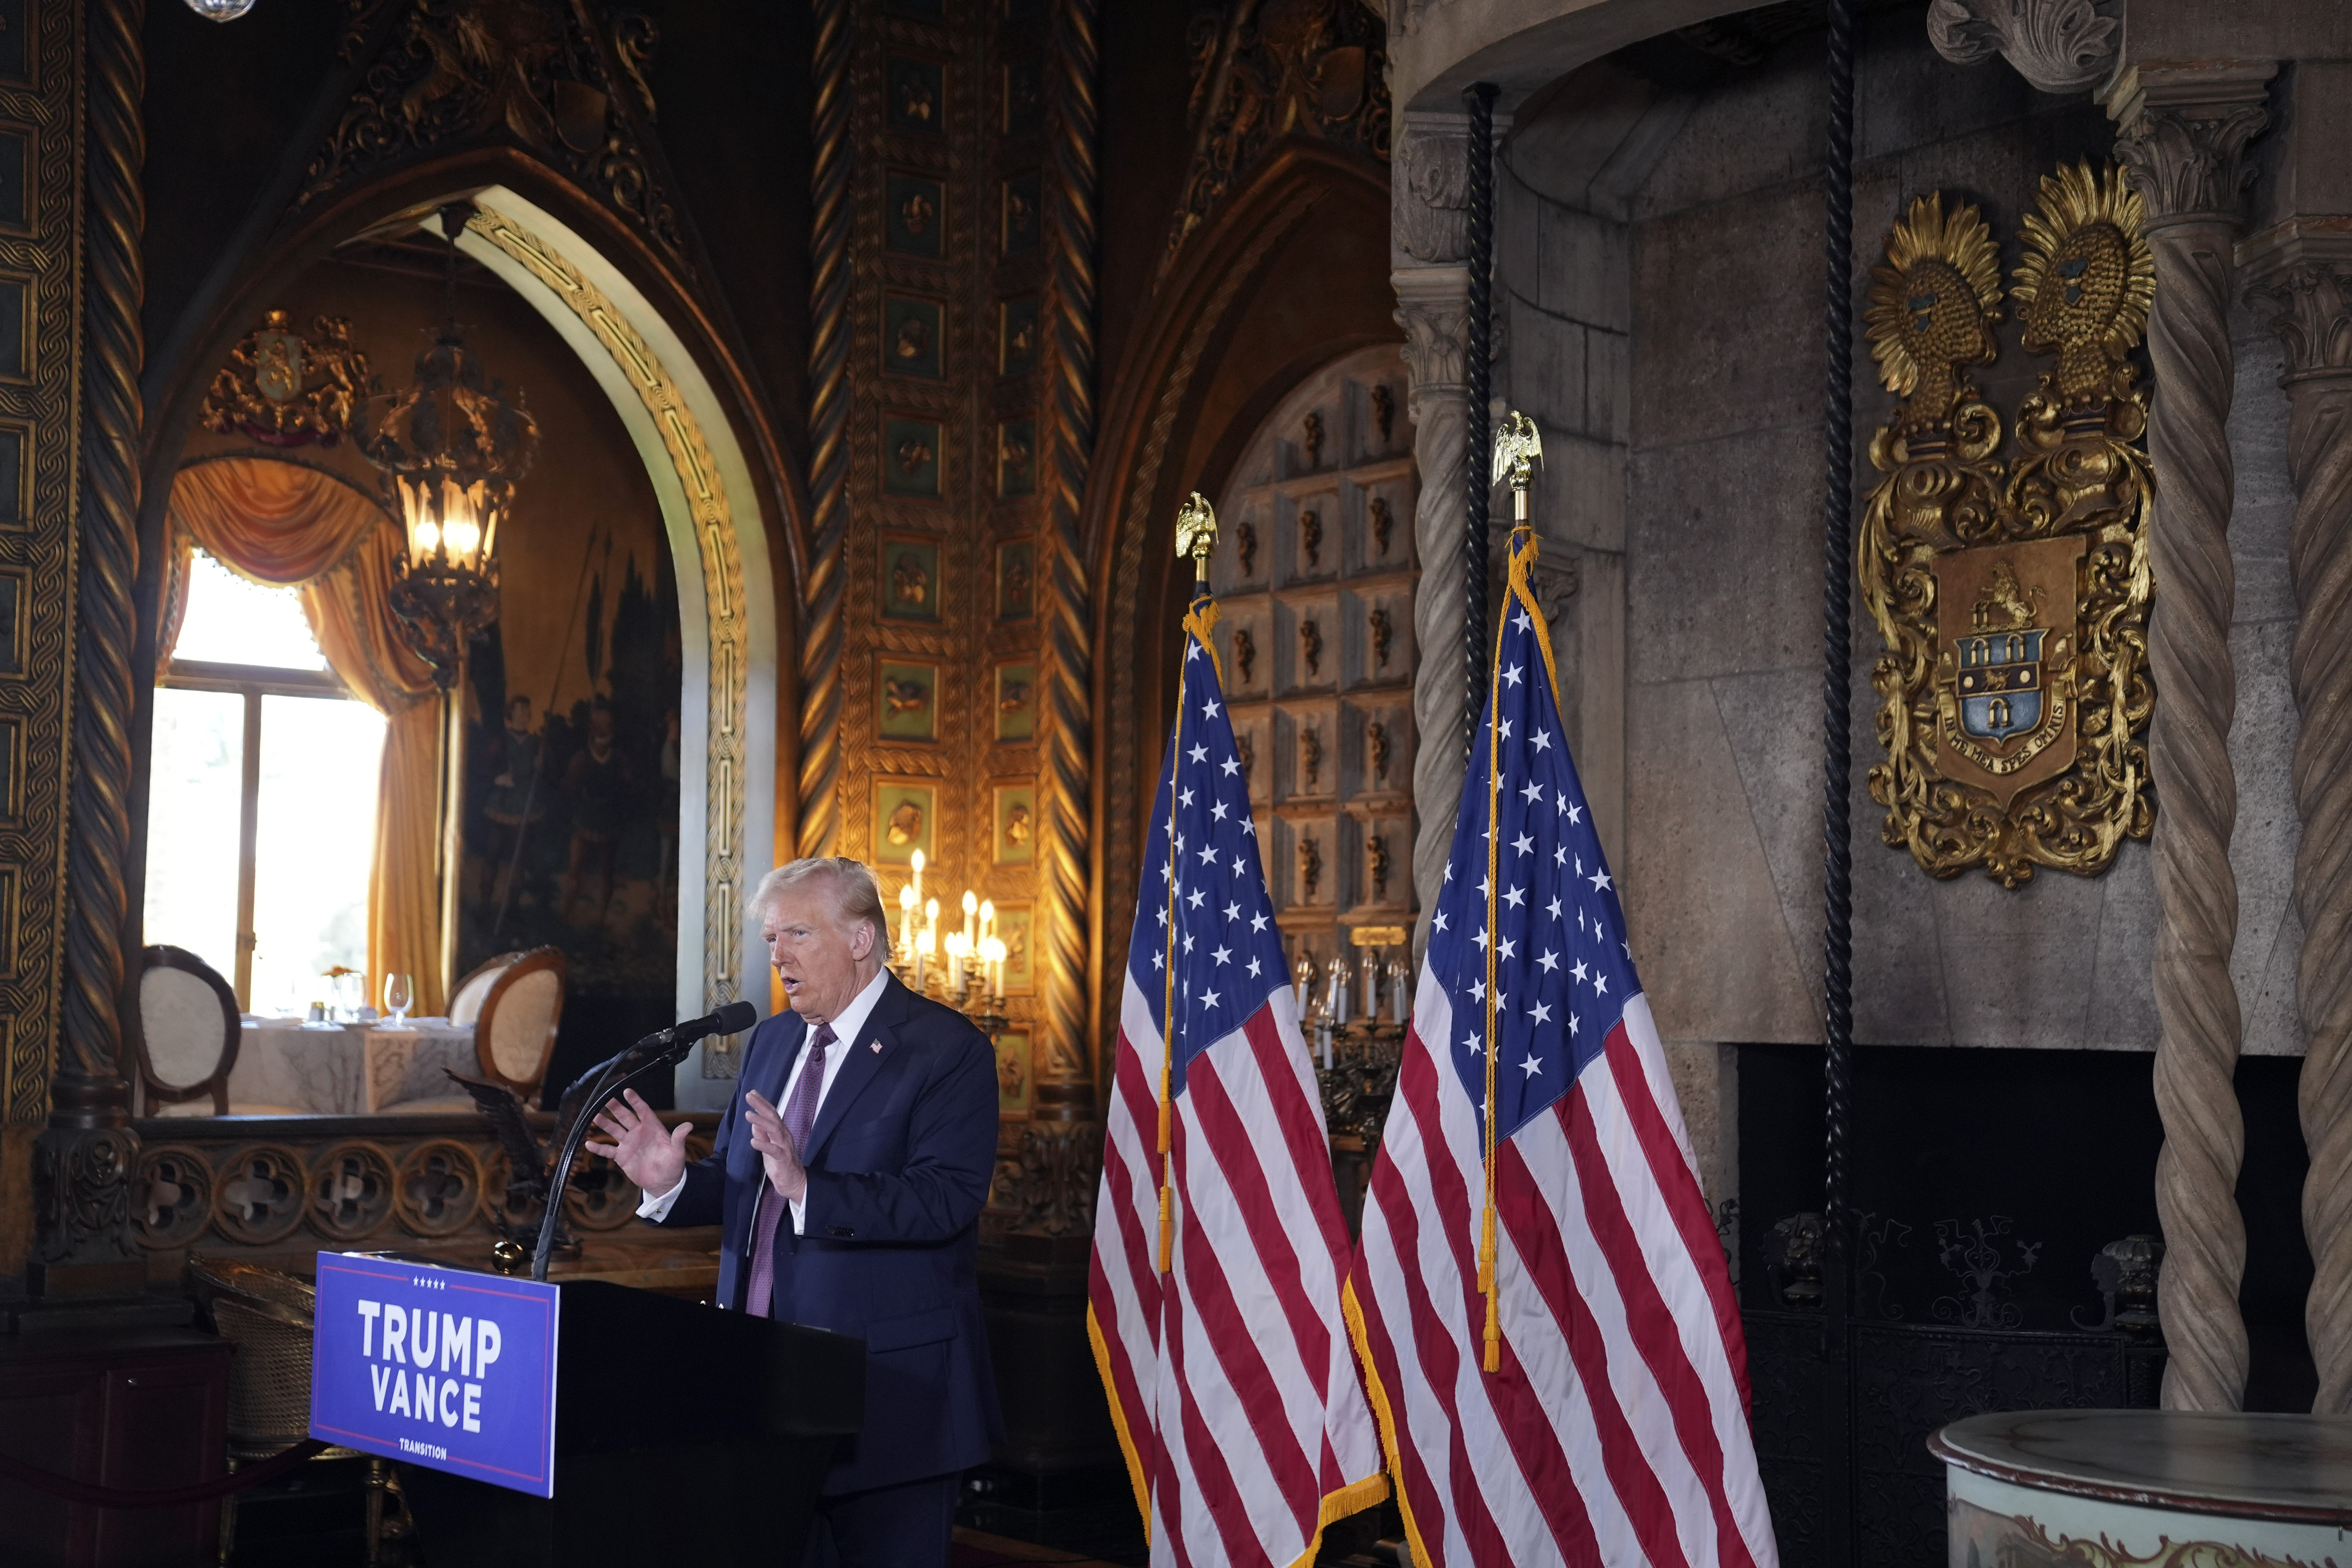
[1158,493,1221,1274]
[1480,413,1543,1374]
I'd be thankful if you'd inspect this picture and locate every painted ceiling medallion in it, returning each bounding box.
[1860,168,2157,886]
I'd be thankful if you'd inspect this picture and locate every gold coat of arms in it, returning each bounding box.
[1861,165,2156,886]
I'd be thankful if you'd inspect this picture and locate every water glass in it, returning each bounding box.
[383,973,414,1029]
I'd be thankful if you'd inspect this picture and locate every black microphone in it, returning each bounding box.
[638,999,759,1057]
[562,1001,761,1125]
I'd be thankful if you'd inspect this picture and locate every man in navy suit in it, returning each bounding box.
[586,857,1000,1567]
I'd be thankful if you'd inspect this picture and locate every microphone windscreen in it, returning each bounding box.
[713,999,758,1036]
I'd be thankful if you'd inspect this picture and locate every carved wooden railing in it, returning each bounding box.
[127,1109,719,1279]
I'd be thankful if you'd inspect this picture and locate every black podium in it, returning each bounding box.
[394,1280,865,1567]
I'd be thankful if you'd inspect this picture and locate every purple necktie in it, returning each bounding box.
[745,1022,834,1318]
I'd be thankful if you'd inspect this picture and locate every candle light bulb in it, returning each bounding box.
[900,884,916,911]
[963,890,977,916]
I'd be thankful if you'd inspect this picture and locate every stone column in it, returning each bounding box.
[2108,62,2272,1412]
[1395,111,1472,942]
[2247,241,2352,1411]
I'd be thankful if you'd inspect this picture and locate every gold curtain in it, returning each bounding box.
[163,457,448,1014]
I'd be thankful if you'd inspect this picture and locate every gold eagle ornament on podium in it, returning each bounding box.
[1859,166,2156,886]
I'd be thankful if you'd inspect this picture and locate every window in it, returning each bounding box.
[144,550,386,1013]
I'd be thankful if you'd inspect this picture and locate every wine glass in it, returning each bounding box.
[382,973,414,1030]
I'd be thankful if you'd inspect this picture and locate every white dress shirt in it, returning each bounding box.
[635,966,889,1234]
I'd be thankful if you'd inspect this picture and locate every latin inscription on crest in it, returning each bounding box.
[1860,168,2156,886]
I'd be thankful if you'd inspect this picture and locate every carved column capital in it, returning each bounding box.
[2245,244,2352,383]
[1394,112,1471,266]
[1927,0,2119,95]
[1394,264,1470,413]
[2109,66,2274,229]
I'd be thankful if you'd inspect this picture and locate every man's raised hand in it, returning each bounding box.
[743,1090,809,1203]
[584,1089,692,1198]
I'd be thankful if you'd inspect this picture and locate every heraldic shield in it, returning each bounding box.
[1858,167,2156,887]
[1932,535,2084,804]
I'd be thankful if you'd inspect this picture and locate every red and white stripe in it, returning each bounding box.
[1091,971,1387,1568]
[1345,969,1778,1568]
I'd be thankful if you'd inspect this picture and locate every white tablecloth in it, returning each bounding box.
[229,1017,479,1114]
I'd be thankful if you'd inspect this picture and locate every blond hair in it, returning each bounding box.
[748,857,888,947]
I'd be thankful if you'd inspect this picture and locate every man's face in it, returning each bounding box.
[762,882,875,1025]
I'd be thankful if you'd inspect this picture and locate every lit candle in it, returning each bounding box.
[984,936,1005,1002]
[962,890,978,976]
[1361,947,1378,1020]
[1389,957,1410,1025]
[979,899,995,947]
[1317,1017,1333,1071]
[1327,956,1348,1027]
[898,883,916,959]
[910,848,925,911]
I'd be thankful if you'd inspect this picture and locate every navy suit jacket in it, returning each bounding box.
[655,974,1002,1493]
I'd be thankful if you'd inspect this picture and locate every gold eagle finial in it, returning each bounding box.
[1175,492,1217,583]
[1492,410,1543,521]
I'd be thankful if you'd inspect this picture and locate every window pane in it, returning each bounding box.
[173,550,327,671]
[143,686,244,986]
[249,693,385,1016]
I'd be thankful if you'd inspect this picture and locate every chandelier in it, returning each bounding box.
[361,203,539,688]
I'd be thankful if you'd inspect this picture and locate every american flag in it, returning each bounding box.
[1089,598,1387,1566]
[1345,533,1777,1568]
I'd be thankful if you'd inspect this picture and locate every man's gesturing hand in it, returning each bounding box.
[583,1089,692,1198]
[743,1090,808,1203]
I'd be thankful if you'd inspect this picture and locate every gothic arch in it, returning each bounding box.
[1078,138,1394,1081]
[135,152,800,1107]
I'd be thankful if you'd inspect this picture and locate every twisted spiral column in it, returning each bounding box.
[795,0,852,859]
[1036,0,1098,1086]
[40,0,143,1274]
[2247,256,2352,1410]
[2113,76,2270,1411]
[1398,273,1470,942]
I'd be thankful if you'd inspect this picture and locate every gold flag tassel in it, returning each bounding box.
[1158,493,1223,1275]
[1479,414,1544,1374]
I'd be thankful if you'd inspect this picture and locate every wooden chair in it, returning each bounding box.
[138,945,237,1115]
[394,946,567,1111]
[473,945,566,1097]
[447,950,522,1028]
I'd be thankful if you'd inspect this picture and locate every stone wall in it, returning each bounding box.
[1488,12,2306,1206]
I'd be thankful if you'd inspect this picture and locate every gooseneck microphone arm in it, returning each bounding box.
[531,1001,757,1282]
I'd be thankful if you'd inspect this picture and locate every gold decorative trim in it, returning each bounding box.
[466,207,750,1027]
[1860,171,2157,886]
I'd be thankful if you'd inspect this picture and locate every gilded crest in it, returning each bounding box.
[1861,171,2156,886]
[200,309,374,448]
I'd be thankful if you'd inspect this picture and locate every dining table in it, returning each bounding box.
[227,1016,479,1115]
